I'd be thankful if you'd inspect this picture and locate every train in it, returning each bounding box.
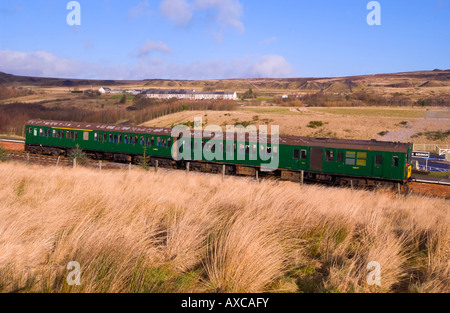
[24,119,413,188]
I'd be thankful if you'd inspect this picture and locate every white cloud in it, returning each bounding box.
[159,0,193,26]
[138,40,172,58]
[0,49,295,80]
[159,0,244,39]
[260,36,277,45]
[0,50,90,78]
[127,1,152,20]
[248,55,295,78]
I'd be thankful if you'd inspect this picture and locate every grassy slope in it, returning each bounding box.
[0,162,448,293]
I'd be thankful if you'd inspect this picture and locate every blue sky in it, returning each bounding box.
[0,0,449,80]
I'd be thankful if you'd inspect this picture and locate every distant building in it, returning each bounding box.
[142,89,238,101]
[98,87,111,94]
[110,88,122,95]
[126,89,142,95]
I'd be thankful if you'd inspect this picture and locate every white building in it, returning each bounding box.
[98,87,111,94]
[143,89,238,101]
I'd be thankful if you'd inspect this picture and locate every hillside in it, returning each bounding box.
[1,70,450,95]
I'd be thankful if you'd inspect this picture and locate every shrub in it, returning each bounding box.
[307,121,324,129]
[0,145,9,162]
[68,144,87,165]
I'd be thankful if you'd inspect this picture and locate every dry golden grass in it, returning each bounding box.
[0,162,448,293]
[141,106,450,144]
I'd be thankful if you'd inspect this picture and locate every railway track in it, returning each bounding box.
[2,141,449,198]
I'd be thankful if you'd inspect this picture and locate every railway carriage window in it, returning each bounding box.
[345,151,356,165]
[28,127,32,134]
[356,152,367,166]
[39,129,43,136]
[151,137,154,146]
[109,134,113,143]
[34,129,37,136]
[145,137,149,146]
[134,136,138,145]
[47,129,51,137]
[74,132,78,140]
[326,151,334,162]
[273,146,278,157]
[124,135,128,144]
[56,131,60,138]
[162,139,166,147]
[114,135,118,143]
[293,149,300,159]
[375,155,383,166]
[94,133,98,141]
[245,145,250,155]
[157,137,161,147]
[337,152,344,163]
[66,131,70,139]
[118,134,122,143]
[83,132,89,141]
[140,136,144,145]
[392,156,399,167]
[260,145,266,158]
[52,130,56,138]
[239,144,245,154]
[168,138,171,147]
[104,134,108,142]
[70,132,74,140]
[301,150,307,160]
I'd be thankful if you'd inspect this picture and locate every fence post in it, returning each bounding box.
[186,162,190,174]
[155,160,159,173]
[27,153,30,164]
[300,170,304,186]
[99,160,102,172]
[256,169,259,182]
[222,165,225,182]
[56,156,60,167]
[73,158,76,169]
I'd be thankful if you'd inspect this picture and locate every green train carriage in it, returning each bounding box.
[24,119,413,185]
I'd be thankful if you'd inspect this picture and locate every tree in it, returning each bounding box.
[68,144,87,165]
[243,88,256,99]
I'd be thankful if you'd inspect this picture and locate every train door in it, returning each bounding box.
[310,148,323,171]
[292,148,300,169]
[171,137,178,160]
[373,154,383,178]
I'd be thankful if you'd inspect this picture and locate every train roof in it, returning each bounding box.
[26,119,412,153]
